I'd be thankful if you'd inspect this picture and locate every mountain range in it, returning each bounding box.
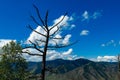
[28,58,120,80]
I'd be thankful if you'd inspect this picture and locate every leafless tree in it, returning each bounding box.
[22,5,77,80]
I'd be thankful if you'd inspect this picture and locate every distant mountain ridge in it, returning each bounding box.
[28,58,120,80]
[28,58,92,74]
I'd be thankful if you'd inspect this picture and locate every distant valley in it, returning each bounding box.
[28,58,120,80]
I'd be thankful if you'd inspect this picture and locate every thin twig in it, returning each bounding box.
[33,4,45,27]
[44,10,49,30]
[30,15,47,32]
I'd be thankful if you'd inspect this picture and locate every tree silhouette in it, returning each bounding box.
[22,5,77,80]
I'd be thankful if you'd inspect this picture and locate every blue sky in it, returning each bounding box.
[0,0,120,61]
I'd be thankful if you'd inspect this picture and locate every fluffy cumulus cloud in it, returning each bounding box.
[97,56,117,62]
[26,26,46,45]
[53,15,75,29]
[23,15,78,62]
[81,10,102,22]
[23,48,78,62]
[89,55,117,62]
[80,30,90,36]
[47,48,78,60]
[26,15,74,44]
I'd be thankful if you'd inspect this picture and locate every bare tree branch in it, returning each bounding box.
[25,5,76,80]
[49,26,60,36]
[30,15,41,26]
[49,34,65,40]
[27,25,47,37]
[44,10,49,30]
[30,15,47,32]
[22,44,37,49]
[29,40,44,53]
[49,13,67,31]
[33,4,45,27]
[52,37,64,40]
[36,39,46,43]
[50,39,59,47]
[22,51,43,56]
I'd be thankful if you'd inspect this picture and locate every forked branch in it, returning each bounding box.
[30,15,47,32]
[49,13,67,31]
[33,4,45,25]
[27,25,47,37]
[29,40,44,53]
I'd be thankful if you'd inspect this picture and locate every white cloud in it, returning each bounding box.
[89,55,117,62]
[62,34,71,45]
[82,11,89,21]
[97,56,117,62]
[81,10,102,22]
[22,47,79,62]
[0,39,16,47]
[48,53,60,60]
[101,40,119,47]
[55,15,75,29]
[46,48,79,61]
[0,39,16,55]
[92,11,102,19]
[53,15,69,27]
[49,34,71,46]
[69,16,74,21]
[53,15,75,29]
[26,26,46,46]
[70,24,76,29]
[27,15,75,45]
[80,30,89,36]
[62,48,73,55]
[23,53,42,62]
[24,15,77,62]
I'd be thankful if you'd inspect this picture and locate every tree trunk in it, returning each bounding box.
[41,31,49,80]
[41,55,46,80]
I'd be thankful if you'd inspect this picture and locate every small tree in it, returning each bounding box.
[0,41,29,80]
[118,54,120,79]
[23,5,77,80]
[118,54,120,71]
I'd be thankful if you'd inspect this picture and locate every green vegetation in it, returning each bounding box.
[0,42,119,80]
[0,41,29,80]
